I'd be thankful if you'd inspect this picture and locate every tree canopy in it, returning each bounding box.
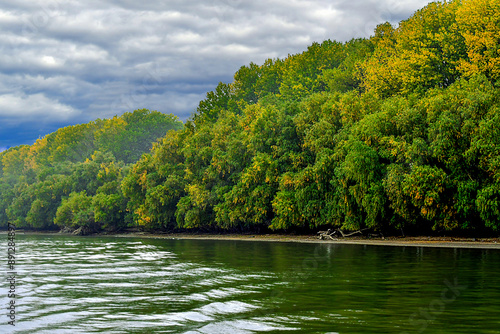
[2,0,500,236]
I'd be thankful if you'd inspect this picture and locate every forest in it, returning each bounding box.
[1,0,500,236]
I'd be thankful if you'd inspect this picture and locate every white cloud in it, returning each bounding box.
[0,93,79,120]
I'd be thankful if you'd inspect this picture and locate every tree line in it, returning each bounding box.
[1,0,499,235]
[0,110,182,233]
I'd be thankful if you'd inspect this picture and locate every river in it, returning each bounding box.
[1,234,499,333]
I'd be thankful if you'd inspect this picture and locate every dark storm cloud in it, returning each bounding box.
[0,0,433,148]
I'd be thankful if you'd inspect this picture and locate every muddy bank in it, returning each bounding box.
[108,232,500,249]
[5,230,500,249]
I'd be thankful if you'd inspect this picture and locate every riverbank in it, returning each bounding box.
[5,230,500,249]
[107,231,500,249]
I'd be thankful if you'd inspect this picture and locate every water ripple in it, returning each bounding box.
[2,234,499,333]
[2,235,291,334]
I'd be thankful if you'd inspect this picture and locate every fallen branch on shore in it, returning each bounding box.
[317,228,371,240]
[317,229,337,240]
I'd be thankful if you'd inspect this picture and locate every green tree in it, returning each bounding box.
[54,191,95,230]
[192,82,234,126]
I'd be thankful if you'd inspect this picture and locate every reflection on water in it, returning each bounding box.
[1,234,500,333]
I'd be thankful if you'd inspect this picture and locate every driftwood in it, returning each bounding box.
[317,228,370,240]
[317,229,337,240]
[337,228,370,237]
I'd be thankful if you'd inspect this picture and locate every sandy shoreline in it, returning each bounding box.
[6,230,500,249]
[107,232,500,249]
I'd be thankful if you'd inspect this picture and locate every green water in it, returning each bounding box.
[1,234,499,333]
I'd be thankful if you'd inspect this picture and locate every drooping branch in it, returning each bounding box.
[337,228,370,237]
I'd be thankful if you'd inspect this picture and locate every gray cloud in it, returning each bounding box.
[0,0,433,148]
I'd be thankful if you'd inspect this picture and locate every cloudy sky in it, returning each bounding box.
[0,0,433,151]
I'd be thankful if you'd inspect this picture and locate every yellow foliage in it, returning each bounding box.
[457,0,500,80]
[135,207,151,226]
[363,1,465,96]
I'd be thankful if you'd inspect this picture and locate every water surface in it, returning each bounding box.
[1,234,499,333]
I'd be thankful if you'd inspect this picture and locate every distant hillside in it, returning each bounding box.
[0,109,182,230]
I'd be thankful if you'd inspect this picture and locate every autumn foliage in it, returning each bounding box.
[1,0,500,235]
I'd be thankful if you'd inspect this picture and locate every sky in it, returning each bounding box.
[0,0,434,152]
